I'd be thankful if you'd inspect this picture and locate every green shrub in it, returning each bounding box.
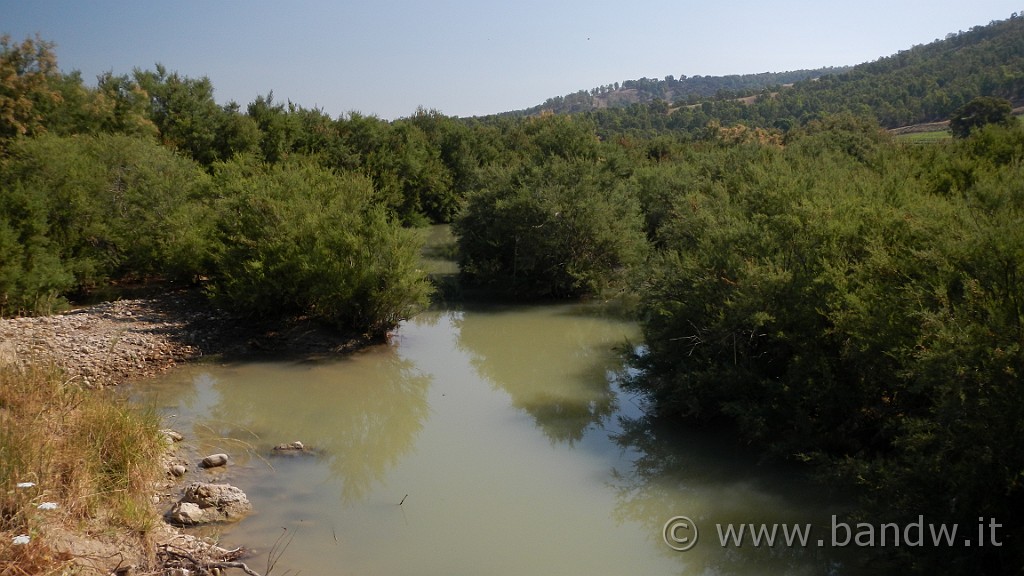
[209,158,431,336]
[454,157,647,298]
[630,127,1024,573]
[0,134,211,312]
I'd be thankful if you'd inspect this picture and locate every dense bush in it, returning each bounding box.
[949,96,1015,138]
[0,134,210,312]
[454,156,647,298]
[629,123,1024,573]
[209,158,431,336]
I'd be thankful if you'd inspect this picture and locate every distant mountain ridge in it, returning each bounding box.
[496,13,1024,131]
[503,67,851,116]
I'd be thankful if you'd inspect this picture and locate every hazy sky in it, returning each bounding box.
[2,1,1020,119]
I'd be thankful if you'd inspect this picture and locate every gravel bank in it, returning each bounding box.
[0,289,374,386]
[0,291,228,386]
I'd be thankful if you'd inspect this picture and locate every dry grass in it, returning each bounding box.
[0,362,165,574]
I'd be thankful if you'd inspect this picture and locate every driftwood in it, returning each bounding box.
[158,543,261,576]
[157,528,294,576]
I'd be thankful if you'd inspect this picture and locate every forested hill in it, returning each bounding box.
[502,67,850,116]
[497,13,1024,133]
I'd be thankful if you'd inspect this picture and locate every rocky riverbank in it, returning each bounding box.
[0,290,368,575]
[0,291,222,387]
[0,289,372,387]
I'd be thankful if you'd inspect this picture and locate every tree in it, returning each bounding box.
[246,92,294,163]
[133,65,228,165]
[95,72,160,137]
[0,34,61,140]
[949,96,1014,138]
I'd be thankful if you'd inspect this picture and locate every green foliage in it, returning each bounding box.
[0,134,211,311]
[333,112,462,225]
[133,65,258,165]
[455,156,646,298]
[0,34,61,140]
[949,96,1015,138]
[630,122,1024,573]
[209,158,431,336]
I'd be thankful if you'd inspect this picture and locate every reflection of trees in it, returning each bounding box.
[453,304,635,445]
[183,347,432,504]
[611,414,856,575]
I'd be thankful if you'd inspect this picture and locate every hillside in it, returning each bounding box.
[503,68,850,116]
[496,13,1024,134]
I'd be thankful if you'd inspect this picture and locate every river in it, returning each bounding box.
[132,300,854,575]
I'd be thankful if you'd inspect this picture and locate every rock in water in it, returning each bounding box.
[200,453,228,468]
[166,482,252,525]
[273,440,304,451]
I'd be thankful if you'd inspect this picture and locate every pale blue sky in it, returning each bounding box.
[2,1,1020,119]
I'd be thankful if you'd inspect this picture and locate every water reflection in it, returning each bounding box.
[132,304,852,575]
[145,345,431,504]
[611,413,855,575]
[453,304,634,444]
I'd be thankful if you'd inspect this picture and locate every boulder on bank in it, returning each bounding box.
[166,482,251,526]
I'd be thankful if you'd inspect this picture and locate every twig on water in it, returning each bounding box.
[266,527,296,576]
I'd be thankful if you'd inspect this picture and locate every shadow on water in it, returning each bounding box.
[610,411,865,575]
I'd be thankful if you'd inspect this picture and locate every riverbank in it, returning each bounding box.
[0,291,215,387]
[0,289,371,574]
[0,289,374,388]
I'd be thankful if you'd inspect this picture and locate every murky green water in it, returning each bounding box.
[134,303,851,575]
